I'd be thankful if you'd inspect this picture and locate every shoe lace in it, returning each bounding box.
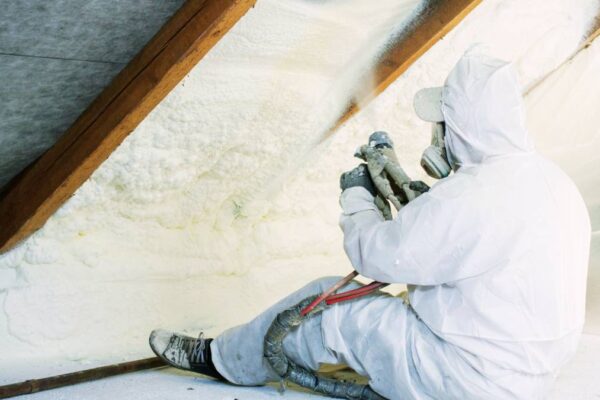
[188,332,206,364]
[165,332,206,366]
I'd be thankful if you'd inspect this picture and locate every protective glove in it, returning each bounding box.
[409,180,430,194]
[340,164,377,196]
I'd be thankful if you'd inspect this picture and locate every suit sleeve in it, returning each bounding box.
[339,185,491,285]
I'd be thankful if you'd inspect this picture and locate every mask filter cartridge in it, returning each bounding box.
[420,122,452,179]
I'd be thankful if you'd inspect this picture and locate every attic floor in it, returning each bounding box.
[18,333,600,400]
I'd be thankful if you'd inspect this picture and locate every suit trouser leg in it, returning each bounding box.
[211,275,435,399]
[211,276,361,385]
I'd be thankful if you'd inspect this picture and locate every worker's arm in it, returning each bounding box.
[340,184,491,285]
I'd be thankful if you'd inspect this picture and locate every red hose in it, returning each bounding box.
[300,273,389,316]
[326,291,376,305]
[326,281,384,298]
[300,271,358,316]
[326,282,388,305]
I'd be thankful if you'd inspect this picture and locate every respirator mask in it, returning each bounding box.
[413,87,452,179]
[420,122,452,179]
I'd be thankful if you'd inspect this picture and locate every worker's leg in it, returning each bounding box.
[212,276,445,399]
[211,276,363,385]
[212,274,438,399]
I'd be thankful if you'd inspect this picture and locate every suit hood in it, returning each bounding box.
[441,50,535,168]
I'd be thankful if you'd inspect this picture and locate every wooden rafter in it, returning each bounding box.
[583,24,600,48]
[329,0,482,133]
[524,19,600,96]
[0,0,256,253]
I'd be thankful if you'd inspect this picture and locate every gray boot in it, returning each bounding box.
[149,329,225,380]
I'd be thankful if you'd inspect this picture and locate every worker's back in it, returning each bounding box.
[409,151,590,374]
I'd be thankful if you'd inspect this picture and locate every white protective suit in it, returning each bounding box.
[211,52,591,400]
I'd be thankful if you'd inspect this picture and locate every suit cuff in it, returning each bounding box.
[340,187,380,215]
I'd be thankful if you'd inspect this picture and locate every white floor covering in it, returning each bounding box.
[18,333,600,400]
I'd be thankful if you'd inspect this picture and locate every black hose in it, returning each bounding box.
[264,296,387,400]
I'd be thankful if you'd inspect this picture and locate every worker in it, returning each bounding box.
[149,49,591,399]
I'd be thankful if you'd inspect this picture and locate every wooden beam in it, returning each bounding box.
[0,0,256,253]
[0,358,165,399]
[524,18,600,96]
[583,25,600,48]
[328,0,481,133]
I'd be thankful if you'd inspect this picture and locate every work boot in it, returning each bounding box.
[149,329,225,380]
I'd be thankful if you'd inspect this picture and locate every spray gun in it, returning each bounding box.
[354,131,428,219]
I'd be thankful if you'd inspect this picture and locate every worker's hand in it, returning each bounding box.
[340,164,377,196]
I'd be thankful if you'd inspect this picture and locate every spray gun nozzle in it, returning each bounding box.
[368,131,394,149]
